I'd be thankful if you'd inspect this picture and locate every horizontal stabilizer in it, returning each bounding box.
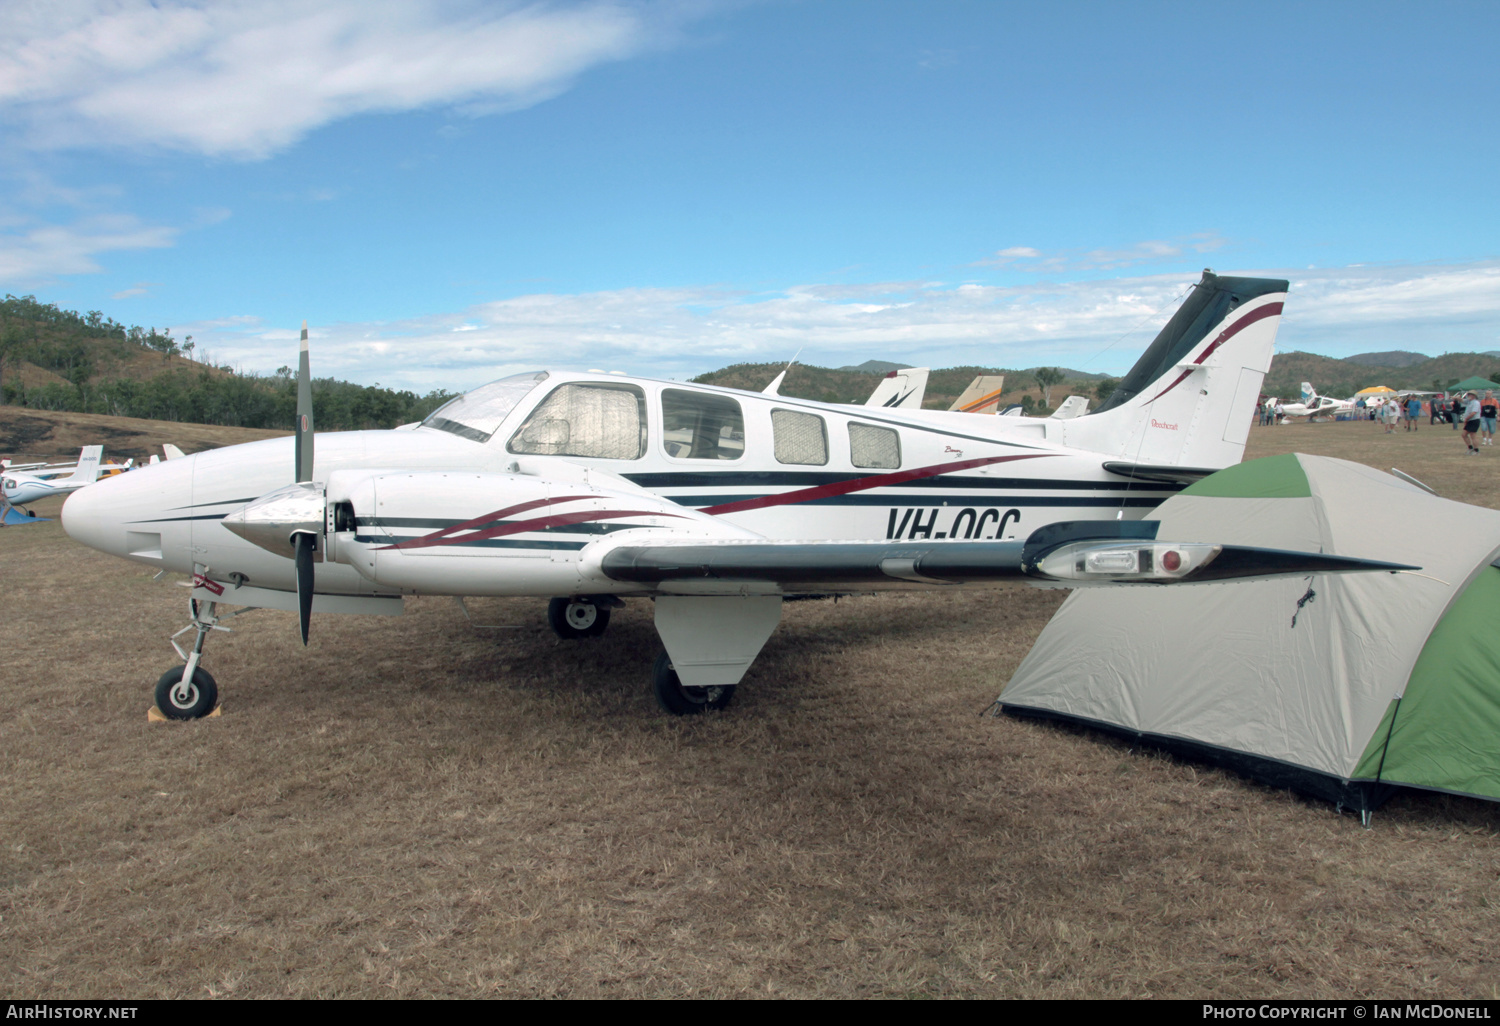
[1102,461,1218,486]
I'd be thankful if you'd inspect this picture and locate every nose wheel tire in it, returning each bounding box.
[548,598,610,639]
[652,650,735,715]
[154,667,219,720]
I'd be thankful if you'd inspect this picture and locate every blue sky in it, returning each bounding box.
[3,0,1498,391]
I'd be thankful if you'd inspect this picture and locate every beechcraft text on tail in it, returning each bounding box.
[60,274,1416,718]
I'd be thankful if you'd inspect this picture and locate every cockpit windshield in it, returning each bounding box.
[421,371,549,443]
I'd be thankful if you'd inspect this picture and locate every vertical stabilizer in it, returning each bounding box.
[949,375,1007,414]
[67,446,104,484]
[1059,271,1289,469]
[866,368,930,410]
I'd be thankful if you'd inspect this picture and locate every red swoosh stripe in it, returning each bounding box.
[408,494,605,545]
[699,453,1054,516]
[381,508,686,550]
[1143,301,1284,405]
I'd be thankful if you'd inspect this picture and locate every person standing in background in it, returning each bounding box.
[1462,392,1482,453]
[1406,394,1422,431]
[1481,391,1497,447]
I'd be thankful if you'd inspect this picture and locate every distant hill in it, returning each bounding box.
[1346,350,1429,368]
[1266,350,1500,399]
[838,359,906,374]
[0,294,454,434]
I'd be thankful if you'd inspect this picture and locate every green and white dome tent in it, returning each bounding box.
[999,453,1500,818]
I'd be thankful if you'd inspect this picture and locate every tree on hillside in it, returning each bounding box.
[1034,367,1064,408]
[0,323,27,405]
[1094,377,1120,402]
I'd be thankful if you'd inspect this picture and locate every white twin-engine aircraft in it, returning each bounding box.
[62,271,1412,718]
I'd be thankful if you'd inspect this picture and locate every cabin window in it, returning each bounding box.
[661,389,745,460]
[771,409,828,466]
[849,422,900,469]
[507,383,647,459]
[423,371,549,443]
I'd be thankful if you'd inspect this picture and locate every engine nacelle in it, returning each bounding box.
[328,470,754,597]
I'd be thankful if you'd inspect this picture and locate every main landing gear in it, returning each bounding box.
[652,650,735,715]
[547,596,618,640]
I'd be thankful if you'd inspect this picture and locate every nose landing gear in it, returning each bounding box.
[155,595,238,720]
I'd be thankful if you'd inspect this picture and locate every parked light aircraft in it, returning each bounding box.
[61,272,1413,718]
[1278,382,1355,419]
[3,446,104,510]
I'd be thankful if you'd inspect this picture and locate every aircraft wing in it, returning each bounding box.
[597,520,1416,591]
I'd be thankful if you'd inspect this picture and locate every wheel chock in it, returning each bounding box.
[148,705,222,721]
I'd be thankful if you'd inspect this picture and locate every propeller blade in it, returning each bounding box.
[294,320,314,483]
[294,531,315,645]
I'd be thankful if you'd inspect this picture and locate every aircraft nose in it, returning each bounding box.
[62,458,196,566]
[60,472,122,553]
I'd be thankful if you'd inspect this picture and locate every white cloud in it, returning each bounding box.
[980,234,1226,272]
[0,1,687,158]
[171,261,1500,392]
[0,214,177,284]
[110,280,160,299]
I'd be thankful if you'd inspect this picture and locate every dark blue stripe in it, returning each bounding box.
[667,494,1166,509]
[622,471,1173,493]
[354,535,586,551]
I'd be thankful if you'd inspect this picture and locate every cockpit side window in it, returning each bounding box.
[661,389,745,460]
[422,371,549,443]
[507,382,647,459]
[849,422,901,469]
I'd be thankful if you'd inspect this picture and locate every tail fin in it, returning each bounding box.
[949,374,1007,414]
[163,444,185,460]
[1049,395,1090,420]
[866,368,929,410]
[66,446,104,484]
[1301,381,1316,404]
[1059,270,1289,469]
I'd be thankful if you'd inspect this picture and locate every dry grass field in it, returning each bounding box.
[1,406,287,465]
[3,417,1499,999]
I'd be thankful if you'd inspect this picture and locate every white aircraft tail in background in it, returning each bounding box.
[865,368,929,410]
[949,374,1007,414]
[1049,395,1090,420]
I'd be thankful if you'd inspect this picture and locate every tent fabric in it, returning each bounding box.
[1351,567,1500,800]
[1000,454,1500,808]
[1448,376,1500,393]
[1353,386,1396,396]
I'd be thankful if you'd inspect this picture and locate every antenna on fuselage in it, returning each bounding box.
[763,348,804,396]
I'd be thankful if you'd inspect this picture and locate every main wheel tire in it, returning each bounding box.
[652,649,734,715]
[548,597,610,640]
[154,667,218,720]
